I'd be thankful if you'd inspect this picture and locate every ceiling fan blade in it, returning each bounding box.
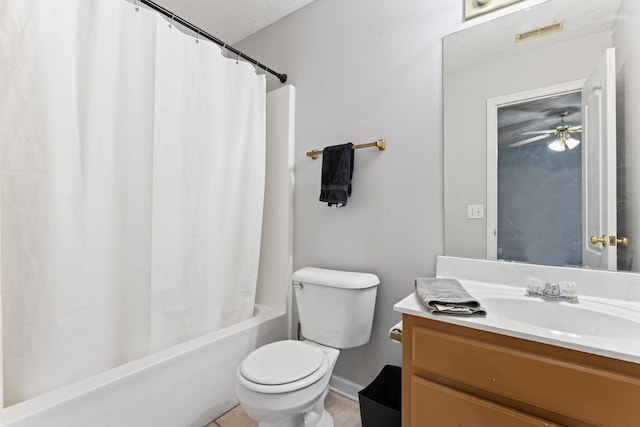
[521,130,556,135]
[508,134,551,147]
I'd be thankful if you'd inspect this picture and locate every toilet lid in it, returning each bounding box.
[240,340,326,386]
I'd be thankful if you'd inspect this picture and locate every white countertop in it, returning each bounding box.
[394,279,640,364]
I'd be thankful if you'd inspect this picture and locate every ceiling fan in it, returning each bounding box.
[509,111,582,151]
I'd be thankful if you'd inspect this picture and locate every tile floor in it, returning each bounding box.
[206,391,361,427]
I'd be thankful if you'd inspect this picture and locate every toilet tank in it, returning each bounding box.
[292,267,379,349]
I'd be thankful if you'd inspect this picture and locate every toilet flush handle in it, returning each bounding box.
[292,282,304,290]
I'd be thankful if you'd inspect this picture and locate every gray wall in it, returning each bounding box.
[237,0,459,388]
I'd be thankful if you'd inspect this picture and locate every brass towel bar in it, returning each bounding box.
[306,139,386,160]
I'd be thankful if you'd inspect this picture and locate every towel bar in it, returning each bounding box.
[389,321,403,343]
[306,139,386,160]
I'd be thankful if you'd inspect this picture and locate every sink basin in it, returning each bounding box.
[481,296,640,340]
[395,279,640,363]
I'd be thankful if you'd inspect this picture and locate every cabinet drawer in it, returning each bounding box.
[411,375,558,426]
[413,326,640,426]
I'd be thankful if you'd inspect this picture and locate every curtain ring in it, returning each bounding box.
[221,43,227,57]
[169,13,174,28]
[236,51,241,64]
[134,0,139,11]
[196,30,200,44]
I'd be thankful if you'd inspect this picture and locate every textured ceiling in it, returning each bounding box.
[498,91,582,148]
[149,0,315,44]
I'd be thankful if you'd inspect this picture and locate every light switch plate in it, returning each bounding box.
[467,204,484,219]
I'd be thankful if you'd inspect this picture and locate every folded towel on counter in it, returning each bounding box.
[319,143,354,207]
[415,277,486,316]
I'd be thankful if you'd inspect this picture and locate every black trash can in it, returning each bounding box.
[358,365,401,427]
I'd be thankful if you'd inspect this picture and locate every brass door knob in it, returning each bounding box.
[590,235,629,247]
[610,236,629,247]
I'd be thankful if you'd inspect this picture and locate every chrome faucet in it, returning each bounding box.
[542,282,561,298]
[526,278,578,303]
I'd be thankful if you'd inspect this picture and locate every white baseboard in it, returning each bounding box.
[329,374,364,401]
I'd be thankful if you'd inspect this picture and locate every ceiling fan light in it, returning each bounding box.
[565,136,580,150]
[548,138,566,152]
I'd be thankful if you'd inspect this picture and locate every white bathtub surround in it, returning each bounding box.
[257,85,296,315]
[395,256,640,364]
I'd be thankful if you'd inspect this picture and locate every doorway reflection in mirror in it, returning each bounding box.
[497,92,582,267]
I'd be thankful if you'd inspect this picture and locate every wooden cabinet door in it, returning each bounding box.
[412,325,640,425]
[411,376,560,427]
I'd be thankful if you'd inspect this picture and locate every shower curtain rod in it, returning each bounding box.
[137,0,288,83]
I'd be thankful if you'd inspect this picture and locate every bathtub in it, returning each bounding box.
[0,305,287,427]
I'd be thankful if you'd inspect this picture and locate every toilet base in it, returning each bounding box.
[316,409,334,427]
[257,409,333,427]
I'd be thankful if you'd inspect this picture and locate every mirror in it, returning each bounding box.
[443,0,640,272]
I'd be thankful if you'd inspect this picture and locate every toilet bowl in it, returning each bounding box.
[236,267,379,427]
[236,340,340,427]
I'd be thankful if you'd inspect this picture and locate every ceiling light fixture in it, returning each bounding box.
[548,127,580,152]
[547,111,581,152]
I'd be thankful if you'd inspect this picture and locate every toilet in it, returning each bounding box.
[236,267,380,427]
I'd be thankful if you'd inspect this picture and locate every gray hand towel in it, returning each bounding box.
[415,277,486,316]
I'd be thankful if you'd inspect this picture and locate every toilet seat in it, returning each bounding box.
[238,340,329,394]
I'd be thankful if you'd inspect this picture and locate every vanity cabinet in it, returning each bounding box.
[401,314,640,427]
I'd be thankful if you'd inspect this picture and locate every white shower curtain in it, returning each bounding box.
[0,0,265,406]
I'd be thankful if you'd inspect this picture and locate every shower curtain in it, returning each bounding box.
[0,0,265,406]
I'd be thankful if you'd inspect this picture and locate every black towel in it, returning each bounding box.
[319,143,354,207]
